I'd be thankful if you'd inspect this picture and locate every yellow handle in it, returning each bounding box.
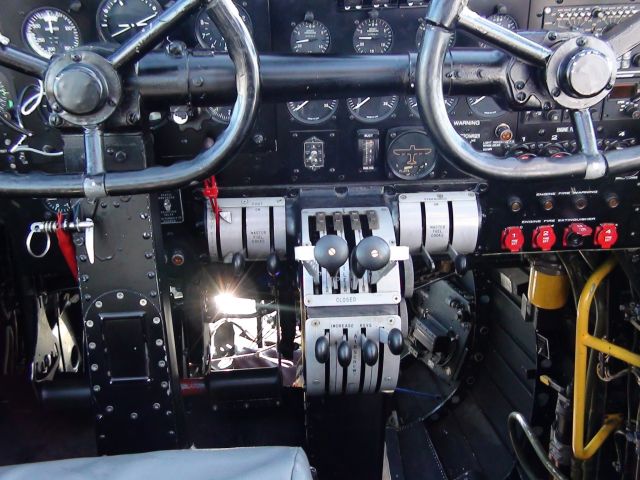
[572,257,636,460]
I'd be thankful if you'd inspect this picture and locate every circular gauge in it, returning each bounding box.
[467,96,506,118]
[208,106,233,124]
[291,20,331,54]
[43,198,72,214]
[478,13,518,48]
[196,5,252,52]
[387,130,437,180]
[287,99,338,125]
[23,8,81,59]
[353,17,393,54]
[98,0,163,44]
[407,96,457,117]
[416,20,456,50]
[347,95,398,123]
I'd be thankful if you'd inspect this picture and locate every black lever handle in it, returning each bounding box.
[337,340,352,367]
[314,235,349,277]
[351,236,391,279]
[387,328,404,356]
[362,338,379,366]
[315,336,330,364]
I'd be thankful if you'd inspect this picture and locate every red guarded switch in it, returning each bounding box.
[532,226,557,251]
[594,223,619,249]
[502,227,525,252]
[563,223,593,248]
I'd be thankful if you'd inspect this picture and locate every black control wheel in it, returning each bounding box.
[0,0,260,197]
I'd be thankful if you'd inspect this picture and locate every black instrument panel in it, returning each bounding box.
[0,0,638,189]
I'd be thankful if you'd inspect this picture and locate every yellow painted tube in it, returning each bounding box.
[572,257,627,460]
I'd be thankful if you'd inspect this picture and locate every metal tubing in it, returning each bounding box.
[571,109,607,180]
[84,126,105,176]
[0,44,49,78]
[458,6,552,67]
[572,257,631,460]
[109,0,202,69]
[131,50,508,106]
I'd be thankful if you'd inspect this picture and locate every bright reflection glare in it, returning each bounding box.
[214,293,256,315]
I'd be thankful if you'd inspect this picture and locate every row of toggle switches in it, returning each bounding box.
[502,223,619,252]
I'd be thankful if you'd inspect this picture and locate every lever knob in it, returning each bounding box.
[351,236,391,279]
[315,336,330,364]
[362,338,378,366]
[337,340,352,367]
[232,252,245,278]
[314,235,349,276]
[266,251,280,279]
[387,328,404,356]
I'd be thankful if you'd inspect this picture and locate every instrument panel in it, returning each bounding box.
[0,0,638,189]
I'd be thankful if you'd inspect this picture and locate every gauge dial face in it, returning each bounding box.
[23,8,81,59]
[208,106,233,124]
[291,20,331,54]
[347,95,398,123]
[43,198,72,214]
[98,0,163,44]
[353,18,393,54]
[416,21,455,50]
[407,96,457,117]
[467,96,506,118]
[478,14,518,48]
[287,99,338,124]
[196,5,252,52]
[387,131,437,180]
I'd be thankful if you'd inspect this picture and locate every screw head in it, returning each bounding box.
[95,301,103,308]
[153,317,161,325]
[139,299,147,307]
[116,292,124,300]
[86,320,94,328]
[130,412,138,420]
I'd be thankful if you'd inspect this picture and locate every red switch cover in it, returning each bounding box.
[563,223,593,248]
[594,223,619,249]
[502,227,525,253]
[532,226,557,251]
